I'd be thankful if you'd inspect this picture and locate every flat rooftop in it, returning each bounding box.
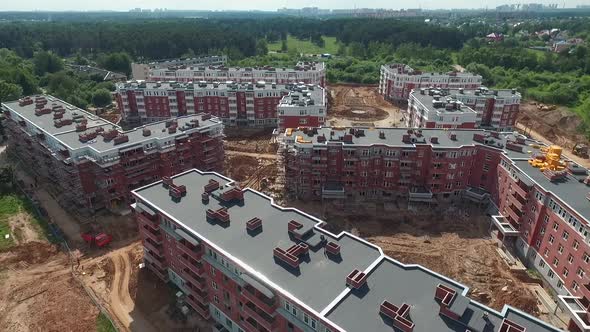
[326,259,556,332]
[279,85,325,107]
[134,170,380,311]
[2,95,221,153]
[411,90,477,115]
[157,61,324,73]
[132,169,560,332]
[286,128,537,157]
[383,63,481,78]
[512,159,590,223]
[2,96,110,135]
[118,81,285,92]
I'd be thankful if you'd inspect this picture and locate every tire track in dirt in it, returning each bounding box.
[107,251,155,332]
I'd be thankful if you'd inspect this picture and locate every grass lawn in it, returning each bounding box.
[96,312,117,332]
[268,35,339,55]
[0,193,57,249]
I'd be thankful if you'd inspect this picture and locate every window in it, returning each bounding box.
[214,295,220,303]
[285,301,291,312]
[544,249,549,257]
[577,267,585,278]
[573,281,579,292]
[553,222,559,231]
[553,257,559,266]
[573,240,579,250]
[563,231,569,240]
[539,259,546,268]
[563,267,569,277]
[210,266,216,276]
[547,270,555,279]
[558,245,564,254]
[568,254,575,264]
[548,235,554,244]
[212,281,218,290]
[543,215,549,224]
[584,252,590,263]
[557,281,563,289]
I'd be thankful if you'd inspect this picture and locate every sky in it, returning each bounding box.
[3,0,588,11]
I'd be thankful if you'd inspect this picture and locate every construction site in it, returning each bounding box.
[327,84,404,127]
[0,86,576,332]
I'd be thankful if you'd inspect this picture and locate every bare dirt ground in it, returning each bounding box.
[78,241,212,332]
[517,100,590,168]
[0,237,100,332]
[286,200,566,329]
[327,84,403,127]
[8,213,42,245]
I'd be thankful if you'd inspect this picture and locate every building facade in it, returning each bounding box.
[407,87,521,131]
[1,95,224,212]
[116,81,326,129]
[406,88,478,129]
[132,168,560,332]
[279,126,590,330]
[147,62,326,87]
[280,127,507,203]
[379,63,482,102]
[131,55,228,80]
[277,85,327,130]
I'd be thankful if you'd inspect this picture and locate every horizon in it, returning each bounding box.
[2,0,588,12]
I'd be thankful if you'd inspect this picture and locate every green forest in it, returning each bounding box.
[0,16,589,135]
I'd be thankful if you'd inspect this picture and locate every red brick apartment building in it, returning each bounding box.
[147,61,326,87]
[379,63,482,102]
[278,126,590,331]
[131,168,561,332]
[407,87,521,131]
[1,95,224,212]
[116,81,326,129]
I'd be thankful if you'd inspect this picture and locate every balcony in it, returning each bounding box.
[241,285,276,316]
[140,225,162,244]
[242,316,270,332]
[177,240,203,261]
[509,194,525,211]
[144,250,166,269]
[137,212,159,231]
[146,261,168,282]
[185,283,208,304]
[182,269,206,290]
[180,254,205,276]
[186,295,210,319]
[143,239,163,256]
[505,205,522,224]
[512,182,528,199]
[244,301,274,331]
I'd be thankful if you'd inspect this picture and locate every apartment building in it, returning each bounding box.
[379,63,482,102]
[280,127,510,203]
[131,55,228,80]
[406,88,478,129]
[1,95,224,212]
[131,168,560,332]
[495,150,590,332]
[277,85,327,130]
[147,61,326,87]
[116,81,326,129]
[278,126,590,330]
[407,87,521,131]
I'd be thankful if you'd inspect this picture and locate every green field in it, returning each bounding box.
[96,313,117,332]
[268,35,339,55]
[0,193,56,249]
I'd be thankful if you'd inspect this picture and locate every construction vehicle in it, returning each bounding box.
[572,143,589,158]
[81,232,113,248]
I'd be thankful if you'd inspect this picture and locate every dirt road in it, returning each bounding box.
[327,84,403,127]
